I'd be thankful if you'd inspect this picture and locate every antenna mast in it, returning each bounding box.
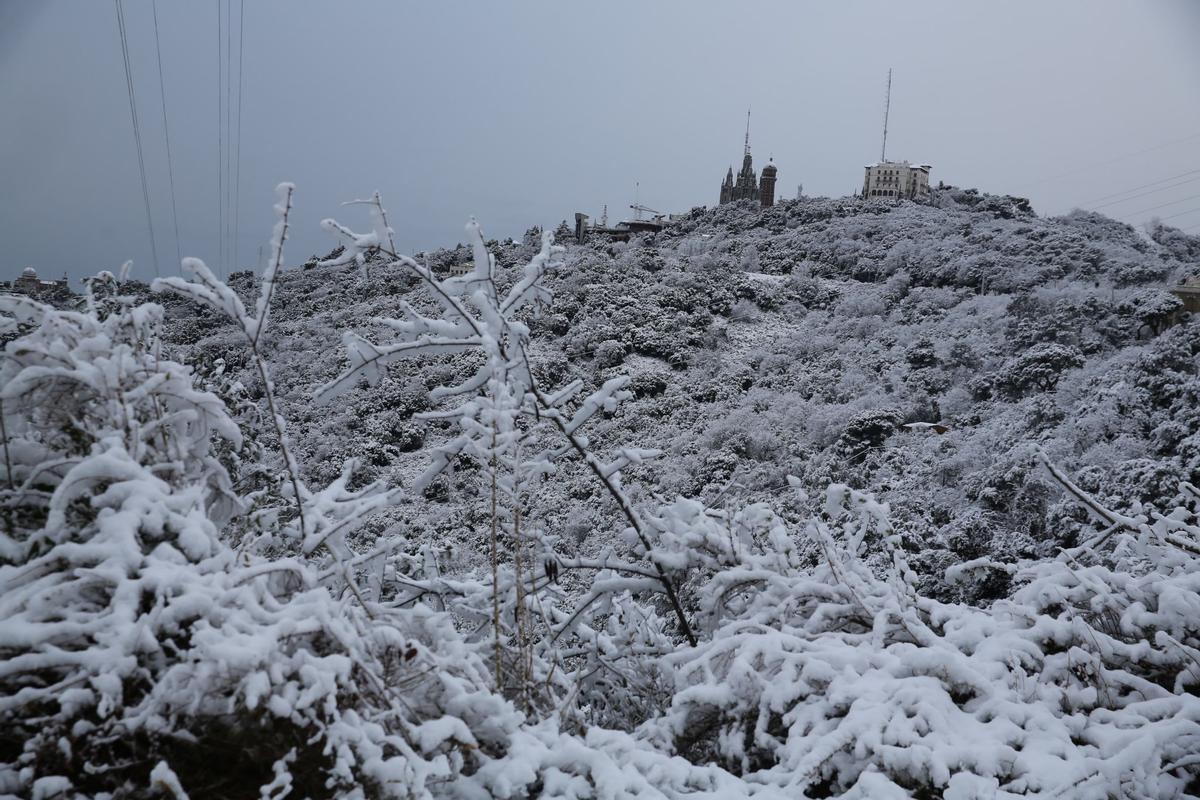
[744,107,751,156]
[880,68,892,162]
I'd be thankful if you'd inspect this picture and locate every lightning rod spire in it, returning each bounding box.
[880,68,892,162]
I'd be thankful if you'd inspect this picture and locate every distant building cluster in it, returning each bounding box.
[573,205,686,244]
[862,161,931,200]
[718,113,777,208]
[573,76,936,242]
[4,267,71,296]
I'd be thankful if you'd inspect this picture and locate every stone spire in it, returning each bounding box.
[719,110,763,205]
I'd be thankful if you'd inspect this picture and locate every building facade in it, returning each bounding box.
[720,151,758,205]
[760,160,778,207]
[7,267,70,295]
[719,151,780,208]
[1172,275,1200,314]
[862,161,931,200]
[719,111,777,208]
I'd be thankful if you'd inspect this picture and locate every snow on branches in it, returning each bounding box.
[153,183,400,571]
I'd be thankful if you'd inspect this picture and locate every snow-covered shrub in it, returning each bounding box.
[1117,288,1184,338]
[0,191,525,799]
[996,341,1085,394]
[313,200,701,719]
[0,286,506,797]
[641,472,1200,797]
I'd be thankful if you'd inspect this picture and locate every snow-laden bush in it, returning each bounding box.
[639,475,1200,797]
[0,192,517,798]
[313,199,702,722]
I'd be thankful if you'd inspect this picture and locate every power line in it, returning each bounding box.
[225,0,232,274]
[115,0,160,277]
[1121,193,1200,220]
[216,0,223,277]
[1157,205,1200,223]
[1016,130,1200,192]
[1079,167,1200,207]
[1088,174,1200,212]
[151,0,181,268]
[233,0,245,273]
[1130,206,1200,229]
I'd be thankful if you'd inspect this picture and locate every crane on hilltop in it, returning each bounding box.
[629,202,665,221]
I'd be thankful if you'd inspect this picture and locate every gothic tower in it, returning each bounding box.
[720,166,735,204]
[760,158,777,208]
[718,110,768,206]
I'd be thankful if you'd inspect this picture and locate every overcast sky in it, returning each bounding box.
[3,1,1199,285]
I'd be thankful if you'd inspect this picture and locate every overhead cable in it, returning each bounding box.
[151,0,181,267]
[1079,167,1200,207]
[1017,130,1200,191]
[115,0,160,276]
[217,0,224,276]
[1088,174,1200,211]
[1122,193,1200,219]
[225,0,232,274]
[233,0,245,273]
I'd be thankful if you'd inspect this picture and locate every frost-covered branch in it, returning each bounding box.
[154,184,400,598]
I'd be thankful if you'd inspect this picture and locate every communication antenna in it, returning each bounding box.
[744,107,751,156]
[880,68,892,163]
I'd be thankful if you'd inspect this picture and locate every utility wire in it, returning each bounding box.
[151,0,181,267]
[1088,174,1200,212]
[1126,206,1200,229]
[225,0,232,274]
[1121,193,1200,220]
[1156,205,1200,223]
[115,0,160,276]
[233,0,245,274]
[217,0,224,277]
[1016,130,1200,192]
[1079,167,1200,207]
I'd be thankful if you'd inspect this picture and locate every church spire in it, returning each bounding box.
[744,107,751,157]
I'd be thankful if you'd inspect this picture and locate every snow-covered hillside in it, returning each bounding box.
[3,187,1200,798]
[167,190,1198,602]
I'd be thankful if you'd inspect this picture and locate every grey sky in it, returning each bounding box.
[3,1,1199,285]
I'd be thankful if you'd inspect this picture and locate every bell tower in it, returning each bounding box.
[760,158,777,207]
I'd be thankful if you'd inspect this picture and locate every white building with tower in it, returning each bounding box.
[863,161,931,200]
[7,267,70,295]
[861,69,933,202]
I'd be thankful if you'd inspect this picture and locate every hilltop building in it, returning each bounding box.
[574,209,681,244]
[860,70,933,202]
[862,161,931,201]
[6,267,71,296]
[718,112,777,208]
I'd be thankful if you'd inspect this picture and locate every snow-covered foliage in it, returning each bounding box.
[4,187,1200,798]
